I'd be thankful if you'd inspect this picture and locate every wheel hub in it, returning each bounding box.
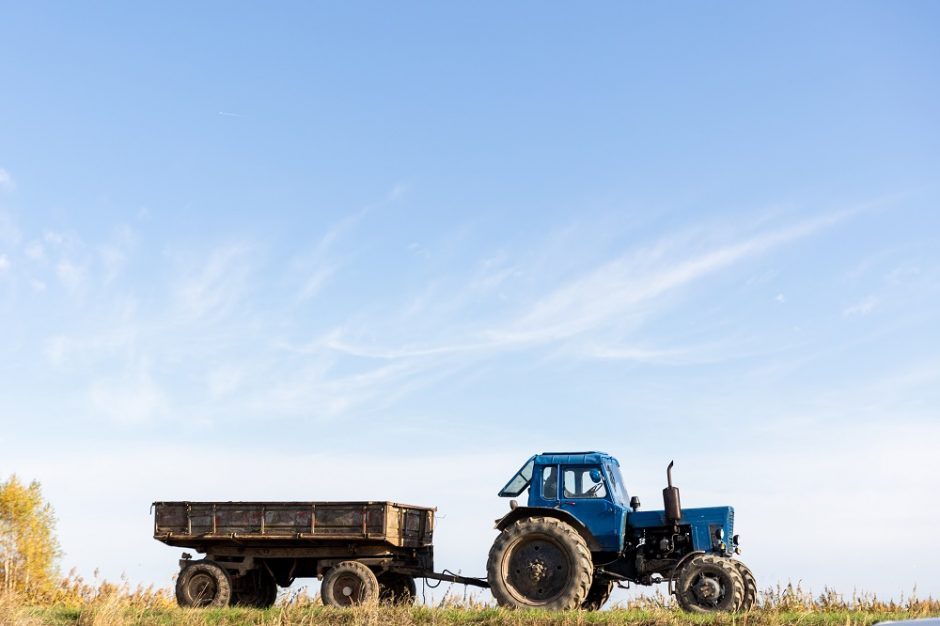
[506,536,569,601]
[333,574,362,605]
[189,573,218,605]
[694,576,722,601]
[527,559,551,583]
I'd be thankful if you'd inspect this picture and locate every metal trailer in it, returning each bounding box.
[152,500,486,608]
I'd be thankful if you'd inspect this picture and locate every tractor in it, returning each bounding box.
[486,452,756,612]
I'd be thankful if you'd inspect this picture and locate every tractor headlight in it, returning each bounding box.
[714,527,724,541]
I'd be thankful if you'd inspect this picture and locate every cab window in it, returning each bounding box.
[541,466,558,499]
[563,467,607,498]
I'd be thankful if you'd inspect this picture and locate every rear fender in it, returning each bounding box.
[494,507,601,552]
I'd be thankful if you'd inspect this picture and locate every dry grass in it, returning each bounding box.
[1,579,938,626]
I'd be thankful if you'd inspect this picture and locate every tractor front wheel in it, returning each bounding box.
[732,560,757,611]
[675,555,743,613]
[487,516,593,610]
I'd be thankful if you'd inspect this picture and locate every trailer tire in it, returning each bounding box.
[176,560,233,608]
[487,516,593,610]
[321,561,380,607]
[582,578,614,610]
[233,569,278,608]
[378,573,417,605]
[675,555,743,613]
[732,560,757,612]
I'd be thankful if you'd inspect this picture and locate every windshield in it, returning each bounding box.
[606,462,629,504]
[498,456,535,497]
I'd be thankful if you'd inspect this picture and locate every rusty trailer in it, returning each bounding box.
[153,500,485,608]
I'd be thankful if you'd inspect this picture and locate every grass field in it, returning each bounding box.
[7,605,938,626]
[2,583,938,626]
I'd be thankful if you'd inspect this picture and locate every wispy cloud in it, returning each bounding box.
[56,259,87,294]
[843,295,879,317]
[250,208,861,420]
[0,168,15,191]
[88,363,166,425]
[20,206,865,428]
[323,209,856,363]
[499,210,850,344]
[0,211,21,245]
[174,244,255,319]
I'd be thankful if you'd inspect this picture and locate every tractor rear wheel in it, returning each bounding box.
[582,578,614,610]
[732,560,757,611]
[378,573,417,605]
[175,560,233,608]
[675,555,743,613]
[321,561,380,607]
[487,516,593,610]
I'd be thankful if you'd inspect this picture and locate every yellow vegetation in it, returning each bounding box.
[0,476,61,600]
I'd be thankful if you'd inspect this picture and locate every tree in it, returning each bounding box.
[0,475,61,598]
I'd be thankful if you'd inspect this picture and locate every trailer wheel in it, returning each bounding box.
[175,560,233,608]
[321,561,380,607]
[582,578,614,610]
[378,573,417,605]
[675,555,743,613]
[732,560,757,611]
[233,569,278,608]
[487,516,593,610]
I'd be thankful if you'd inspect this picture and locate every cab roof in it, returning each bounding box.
[498,451,620,497]
[535,451,617,465]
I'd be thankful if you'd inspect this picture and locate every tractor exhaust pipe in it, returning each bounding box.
[663,460,682,523]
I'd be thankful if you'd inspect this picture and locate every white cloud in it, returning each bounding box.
[25,241,45,261]
[325,209,855,362]
[207,365,244,398]
[775,293,786,303]
[492,211,850,346]
[0,254,9,273]
[0,211,21,245]
[298,266,334,301]
[387,182,408,200]
[291,211,368,302]
[56,259,86,293]
[98,228,135,284]
[843,295,878,317]
[0,168,15,191]
[88,367,166,425]
[175,244,254,319]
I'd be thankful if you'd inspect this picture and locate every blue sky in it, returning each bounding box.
[1,1,939,602]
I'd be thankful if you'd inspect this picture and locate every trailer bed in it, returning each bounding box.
[153,500,434,549]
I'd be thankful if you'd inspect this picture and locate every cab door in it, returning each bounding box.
[557,465,622,551]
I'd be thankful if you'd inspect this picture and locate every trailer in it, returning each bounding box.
[152,500,486,607]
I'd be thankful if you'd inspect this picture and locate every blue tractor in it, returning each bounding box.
[486,452,756,612]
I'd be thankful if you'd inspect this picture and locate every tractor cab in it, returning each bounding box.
[498,451,630,552]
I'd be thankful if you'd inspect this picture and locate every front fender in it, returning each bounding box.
[494,506,601,552]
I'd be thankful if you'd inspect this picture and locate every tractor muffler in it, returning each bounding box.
[663,460,682,522]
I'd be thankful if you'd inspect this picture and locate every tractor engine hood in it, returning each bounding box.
[629,505,736,556]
